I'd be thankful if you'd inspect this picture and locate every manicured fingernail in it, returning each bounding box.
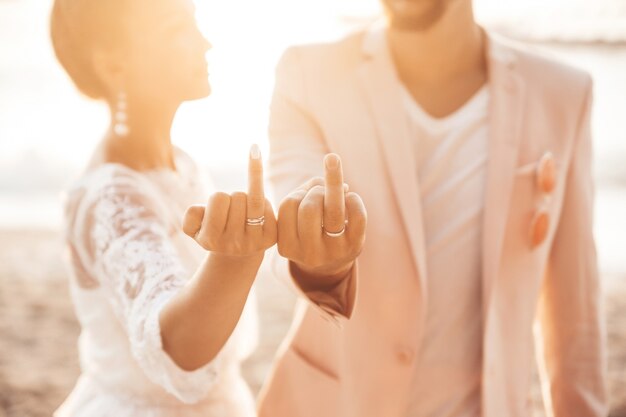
[325,154,339,169]
[343,183,349,191]
[250,144,261,160]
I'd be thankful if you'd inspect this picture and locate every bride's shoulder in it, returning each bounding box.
[64,163,155,214]
[72,162,144,191]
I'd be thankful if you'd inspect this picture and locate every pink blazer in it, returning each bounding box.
[258,25,608,417]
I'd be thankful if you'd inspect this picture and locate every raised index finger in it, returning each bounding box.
[323,153,346,234]
[247,144,265,221]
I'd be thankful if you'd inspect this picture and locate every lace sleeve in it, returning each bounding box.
[78,170,223,404]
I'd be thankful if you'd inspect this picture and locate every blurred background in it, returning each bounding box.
[0,0,625,415]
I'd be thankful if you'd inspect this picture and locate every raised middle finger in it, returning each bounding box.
[323,154,346,235]
[246,144,265,233]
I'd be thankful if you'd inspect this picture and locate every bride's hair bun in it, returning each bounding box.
[50,0,129,99]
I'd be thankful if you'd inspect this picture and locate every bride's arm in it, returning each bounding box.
[160,146,276,371]
[159,252,262,371]
[75,146,274,404]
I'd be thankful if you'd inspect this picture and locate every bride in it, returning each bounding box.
[50,0,275,415]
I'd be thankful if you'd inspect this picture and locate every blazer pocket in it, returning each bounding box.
[266,346,342,417]
[290,344,339,380]
[289,306,342,379]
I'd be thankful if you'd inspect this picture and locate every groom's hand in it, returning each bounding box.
[277,154,367,289]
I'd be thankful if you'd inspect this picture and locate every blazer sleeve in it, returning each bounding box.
[536,78,609,417]
[267,46,358,322]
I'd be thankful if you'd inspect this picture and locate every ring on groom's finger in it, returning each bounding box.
[324,227,345,238]
[322,220,348,237]
[246,216,265,226]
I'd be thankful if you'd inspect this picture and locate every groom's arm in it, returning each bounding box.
[267,47,360,321]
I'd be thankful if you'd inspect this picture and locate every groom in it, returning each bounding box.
[259,0,608,416]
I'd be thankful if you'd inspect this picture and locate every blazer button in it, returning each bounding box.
[530,210,549,248]
[396,347,415,365]
[536,152,556,194]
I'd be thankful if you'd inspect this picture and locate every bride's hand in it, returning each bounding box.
[181,144,277,259]
[161,145,275,370]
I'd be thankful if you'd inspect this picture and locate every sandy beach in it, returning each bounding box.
[0,228,297,416]
[0,228,623,417]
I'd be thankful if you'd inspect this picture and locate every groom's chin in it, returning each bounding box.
[383,0,448,32]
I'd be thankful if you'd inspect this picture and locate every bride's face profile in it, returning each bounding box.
[119,0,212,104]
[51,0,211,108]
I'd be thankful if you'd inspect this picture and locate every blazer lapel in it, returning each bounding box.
[357,26,429,306]
[481,35,527,322]
[355,28,526,328]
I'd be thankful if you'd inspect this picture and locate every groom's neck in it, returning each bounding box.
[385,0,485,85]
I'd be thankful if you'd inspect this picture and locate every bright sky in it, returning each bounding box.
[0,0,612,175]
[0,0,377,177]
[176,0,379,172]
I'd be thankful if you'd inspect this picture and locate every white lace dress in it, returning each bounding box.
[55,148,258,417]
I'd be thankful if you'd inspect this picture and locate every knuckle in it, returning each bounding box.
[304,177,324,189]
[182,213,202,236]
[229,194,247,210]
[345,192,363,205]
[309,185,325,195]
[209,192,230,205]
[184,204,204,218]
[299,203,319,221]
[281,195,301,211]
[207,202,225,217]
[277,205,293,222]
[276,218,290,234]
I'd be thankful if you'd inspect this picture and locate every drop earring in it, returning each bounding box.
[113,91,129,137]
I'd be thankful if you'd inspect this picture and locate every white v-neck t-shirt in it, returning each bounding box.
[402,85,490,417]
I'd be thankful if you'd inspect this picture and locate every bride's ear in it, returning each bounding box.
[91,47,127,101]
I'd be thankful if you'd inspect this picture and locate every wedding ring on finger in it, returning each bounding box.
[246,215,265,226]
[323,219,348,238]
